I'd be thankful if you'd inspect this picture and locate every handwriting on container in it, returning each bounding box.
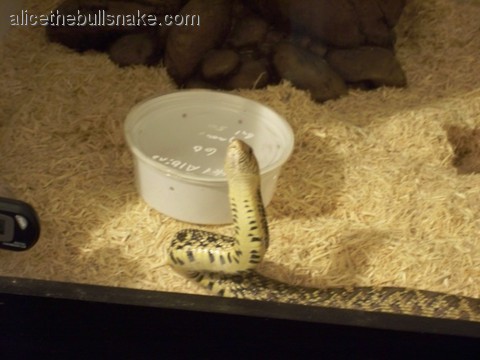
[193,146,217,156]
[151,155,226,177]
[150,126,255,177]
[198,129,255,142]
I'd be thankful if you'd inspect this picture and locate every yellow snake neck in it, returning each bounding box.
[228,174,269,270]
[168,140,269,274]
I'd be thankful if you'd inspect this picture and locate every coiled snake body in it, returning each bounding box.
[169,139,480,322]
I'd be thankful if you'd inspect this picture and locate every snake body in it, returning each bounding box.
[169,139,480,322]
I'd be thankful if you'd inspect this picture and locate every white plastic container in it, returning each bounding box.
[124,90,294,224]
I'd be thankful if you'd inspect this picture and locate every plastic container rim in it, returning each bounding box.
[124,90,295,185]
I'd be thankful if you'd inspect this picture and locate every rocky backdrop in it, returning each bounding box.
[47,0,407,102]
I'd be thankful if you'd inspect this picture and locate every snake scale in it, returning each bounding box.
[169,139,480,322]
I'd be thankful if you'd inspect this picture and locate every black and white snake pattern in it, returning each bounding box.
[168,139,480,322]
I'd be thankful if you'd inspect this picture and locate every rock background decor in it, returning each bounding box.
[46,0,407,102]
[164,0,232,83]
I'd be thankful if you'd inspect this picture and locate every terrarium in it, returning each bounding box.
[1,0,479,354]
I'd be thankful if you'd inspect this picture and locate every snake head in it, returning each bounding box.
[225,139,260,176]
